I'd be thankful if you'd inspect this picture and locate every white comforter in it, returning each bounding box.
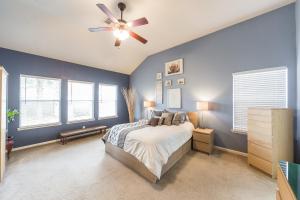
[123,122,194,179]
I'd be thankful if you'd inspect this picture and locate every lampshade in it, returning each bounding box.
[197,101,209,111]
[144,101,155,108]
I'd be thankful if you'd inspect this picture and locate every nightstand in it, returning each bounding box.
[192,128,214,154]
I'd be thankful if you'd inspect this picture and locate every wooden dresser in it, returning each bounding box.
[192,128,214,154]
[247,108,293,178]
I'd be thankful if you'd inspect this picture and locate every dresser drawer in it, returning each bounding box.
[248,114,272,123]
[248,154,272,175]
[248,109,272,117]
[193,141,212,153]
[248,142,272,162]
[248,120,272,134]
[193,132,210,143]
[248,130,272,149]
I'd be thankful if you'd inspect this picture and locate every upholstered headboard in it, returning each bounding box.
[187,112,198,129]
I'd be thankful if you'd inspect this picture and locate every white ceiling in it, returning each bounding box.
[0,0,295,74]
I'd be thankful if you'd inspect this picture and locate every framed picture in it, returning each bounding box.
[165,80,172,87]
[156,73,162,80]
[165,58,183,76]
[167,88,181,108]
[177,78,185,85]
[155,81,163,104]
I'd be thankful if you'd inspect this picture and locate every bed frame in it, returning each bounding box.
[105,112,198,183]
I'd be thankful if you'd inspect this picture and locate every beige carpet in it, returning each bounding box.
[0,135,276,200]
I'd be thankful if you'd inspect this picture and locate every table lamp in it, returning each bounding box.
[196,101,210,128]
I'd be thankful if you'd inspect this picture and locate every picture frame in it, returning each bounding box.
[167,88,181,108]
[165,58,183,76]
[156,73,162,80]
[155,81,163,104]
[165,80,172,87]
[177,78,185,85]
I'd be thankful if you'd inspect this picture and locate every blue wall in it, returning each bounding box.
[131,4,297,154]
[0,48,129,147]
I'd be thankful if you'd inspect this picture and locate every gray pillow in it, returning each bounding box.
[162,112,175,126]
[158,117,164,126]
[151,110,163,118]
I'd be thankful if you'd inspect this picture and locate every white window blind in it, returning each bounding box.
[233,67,288,133]
[68,80,94,122]
[99,84,118,119]
[20,75,61,128]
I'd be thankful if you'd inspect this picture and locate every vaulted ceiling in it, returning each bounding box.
[0,0,295,74]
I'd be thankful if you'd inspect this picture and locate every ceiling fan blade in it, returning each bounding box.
[96,4,119,24]
[115,39,121,47]
[88,27,113,32]
[129,31,147,44]
[127,17,148,27]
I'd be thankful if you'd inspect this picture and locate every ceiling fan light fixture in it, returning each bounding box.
[113,28,129,40]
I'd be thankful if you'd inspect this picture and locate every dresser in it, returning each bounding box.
[192,128,214,154]
[247,108,293,178]
[276,161,299,200]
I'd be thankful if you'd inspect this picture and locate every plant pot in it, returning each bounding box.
[6,136,14,159]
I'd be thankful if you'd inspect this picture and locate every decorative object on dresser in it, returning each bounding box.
[167,88,181,108]
[121,87,135,123]
[165,80,172,87]
[276,161,299,200]
[143,100,155,119]
[192,128,214,154]
[177,78,185,85]
[247,108,293,178]
[155,81,163,105]
[196,101,210,128]
[165,58,183,76]
[0,66,8,183]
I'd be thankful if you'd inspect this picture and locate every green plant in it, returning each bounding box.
[7,109,19,123]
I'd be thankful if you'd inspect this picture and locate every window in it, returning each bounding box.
[233,67,288,133]
[20,75,61,129]
[68,81,94,122]
[99,84,117,119]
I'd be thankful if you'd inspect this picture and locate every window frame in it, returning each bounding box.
[232,66,288,134]
[67,80,95,124]
[18,74,62,131]
[98,83,118,120]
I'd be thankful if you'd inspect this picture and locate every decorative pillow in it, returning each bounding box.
[158,117,164,126]
[148,117,159,126]
[172,113,181,125]
[162,112,175,126]
[152,110,163,118]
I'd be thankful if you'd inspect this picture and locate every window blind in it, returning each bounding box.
[232,67,288,133]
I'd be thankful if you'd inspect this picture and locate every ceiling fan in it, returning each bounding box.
[89,2,148,47]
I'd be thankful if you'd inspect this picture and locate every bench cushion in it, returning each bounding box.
[60,126,107,137]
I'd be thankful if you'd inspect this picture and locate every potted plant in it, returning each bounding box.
[7,108,19,158]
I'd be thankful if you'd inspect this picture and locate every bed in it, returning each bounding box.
[103,112,198,183]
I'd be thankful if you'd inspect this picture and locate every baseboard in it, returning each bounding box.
[214,145,248,157]
[12,139,60,152]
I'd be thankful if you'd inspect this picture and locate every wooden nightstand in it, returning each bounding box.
[192,128,214,154]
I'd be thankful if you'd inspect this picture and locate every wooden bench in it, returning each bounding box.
[60,125,108,144]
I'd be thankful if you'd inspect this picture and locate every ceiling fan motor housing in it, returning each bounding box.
[118,2,126,11]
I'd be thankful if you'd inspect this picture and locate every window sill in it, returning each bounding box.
[99,116,118,120]
[66,118,95,125]
[18,123,62,131]
[231,129,247,135]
